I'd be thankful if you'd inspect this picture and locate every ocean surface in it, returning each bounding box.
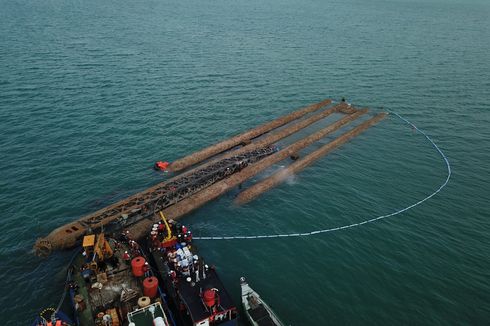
[1,0,489,324]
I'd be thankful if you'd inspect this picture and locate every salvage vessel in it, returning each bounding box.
[149,212,239,326]
[35,232,175,326]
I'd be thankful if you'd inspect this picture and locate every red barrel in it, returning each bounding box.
[203,289,215,307]
[131,256,146,277]
[143,276,159,298]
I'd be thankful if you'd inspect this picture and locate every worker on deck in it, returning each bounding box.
[158,221,165,233]
[143,261,150,276]
[130,240,139,250]
[122,251,130,265]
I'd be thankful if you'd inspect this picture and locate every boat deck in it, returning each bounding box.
[179,269,235,322]
[73,240,146,325]
[248,303,276,326]
[127,302,168,325]
[152,249,236,323]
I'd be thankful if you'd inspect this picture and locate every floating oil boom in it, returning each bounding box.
[34,99,387,256]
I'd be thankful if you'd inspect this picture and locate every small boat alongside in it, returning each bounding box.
[240,277,284,326]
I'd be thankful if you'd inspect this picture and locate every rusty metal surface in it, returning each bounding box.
[157,102,345,187]
[34,145,277,255]
[230,102,346,154]
[33,102,377,256]
[123,108,369,240]
[34,101,341,255]
[167,98,332,172]
[235,113,389,205]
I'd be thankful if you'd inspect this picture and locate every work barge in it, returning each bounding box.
[35,98,387,256]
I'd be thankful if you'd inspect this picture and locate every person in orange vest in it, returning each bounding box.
[46,320,62,326]
[158,221,165,233]
[130,240,140,251]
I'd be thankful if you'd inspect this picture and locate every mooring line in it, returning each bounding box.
[194,111,451,240]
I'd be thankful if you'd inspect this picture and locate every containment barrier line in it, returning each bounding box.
[235,113,388,205]
[168,98,332,172]
[194,111,451,240]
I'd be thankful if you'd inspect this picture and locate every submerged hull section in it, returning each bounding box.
[34,98,387,257]
[168,98,332,172]
[34,145,277,256]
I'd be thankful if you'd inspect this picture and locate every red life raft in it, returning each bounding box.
[154,161,169,171]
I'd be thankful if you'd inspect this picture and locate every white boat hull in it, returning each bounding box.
[240,277,284,326]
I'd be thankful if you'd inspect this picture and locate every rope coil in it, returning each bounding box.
[194,111,451,240]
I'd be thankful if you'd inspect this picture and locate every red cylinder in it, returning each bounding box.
[143,276,159,298]
[203,289,215,307]
[131,256,146,277]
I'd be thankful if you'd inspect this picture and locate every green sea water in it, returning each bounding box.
[1,0,489,324]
